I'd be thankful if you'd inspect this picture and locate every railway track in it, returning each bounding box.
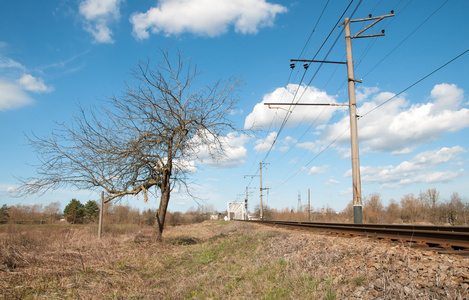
[243,220,469,256]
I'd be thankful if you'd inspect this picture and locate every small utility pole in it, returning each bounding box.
[243,176,258,220]
[297,190,302,212]
[259,162,270,220]
[245,187,249,220]
[308,188,311,222]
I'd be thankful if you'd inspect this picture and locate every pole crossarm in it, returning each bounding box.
[265,102,349,107]
[348,12,395,39]
[290,59,346,65]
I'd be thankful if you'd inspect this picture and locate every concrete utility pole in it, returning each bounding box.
[265,11,394,224]
[344,17,363,224]
[343,11,394,223]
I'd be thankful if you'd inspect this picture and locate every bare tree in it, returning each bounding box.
[363,193,384,223]
[17,48,243,241]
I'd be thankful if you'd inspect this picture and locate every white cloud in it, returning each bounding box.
[195,131,249,168]
[0,57,25,70]
[353,146,467,188]
[254,131,277,153]
[314,83,469,153]
[356,86,379,103]
[79,0,122,43]
[308,165,328,175]
[174,158,197,173]
[0,78,34,111]
[244,84,341,130]
[278,136,297,152]
[18,74,53,93]
[325,178,340,186]
[430,83,464,114]
[130,0,287,39]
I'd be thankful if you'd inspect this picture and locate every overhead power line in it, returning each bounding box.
[275,47,469,189]
[362,48,469,118]
[259,0,357,165]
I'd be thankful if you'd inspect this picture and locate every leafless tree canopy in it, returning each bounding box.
[18,48,243,239]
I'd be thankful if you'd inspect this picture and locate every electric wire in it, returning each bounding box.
[258,0,356,165]
[274,47,469,189]
[298,0,331,60]
[269,0,363,182]
[240,0,356,200]
[245,0,334,173]
[361,0,448,80]
[271,2,464,191]
[277,127,349,188]
[361,48,469,118]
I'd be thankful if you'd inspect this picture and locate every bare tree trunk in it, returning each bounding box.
[155,189,170,242]
[154,168,171,242]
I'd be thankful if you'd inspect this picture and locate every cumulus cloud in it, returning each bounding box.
[194,131,249,168]
[308,165,328,175]
[79,0,122,43]
[0,79,34,111]
[244,84,341,130]
[313,83,469,153]
[254,131,277,153]
[325,178,340,186]
[430,83,464,114]
[0,53,53,110]
[277,136,297,152]
[18,74,53,93]
[348,146,467,188]
[130,0,287,39]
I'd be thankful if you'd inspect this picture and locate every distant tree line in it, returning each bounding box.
[255,188,468,225]
[2,188,467,226]
[356,189,469,225]
[0,199,218,228]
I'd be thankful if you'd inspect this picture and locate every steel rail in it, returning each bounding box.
[242,220,469,254]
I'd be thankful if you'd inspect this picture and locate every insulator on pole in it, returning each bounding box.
[290,62,295,69]
[303,63,309,69]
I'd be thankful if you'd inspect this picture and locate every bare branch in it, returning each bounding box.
[16,47,245,239]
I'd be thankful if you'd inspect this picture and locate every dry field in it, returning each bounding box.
[1,221,468,299]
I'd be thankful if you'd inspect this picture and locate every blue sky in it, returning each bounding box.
[1,0,469,214]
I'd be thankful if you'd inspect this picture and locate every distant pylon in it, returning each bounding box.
[297,190,301,212]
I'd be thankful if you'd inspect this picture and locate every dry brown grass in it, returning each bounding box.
[0,221,332,299]
[1,221,467,299]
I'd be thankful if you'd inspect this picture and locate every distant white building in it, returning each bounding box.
[227,202,245,220]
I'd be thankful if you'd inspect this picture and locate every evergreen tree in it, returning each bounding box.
[84,200,100,223]
[63,199,85,224]
[0,204,9,224]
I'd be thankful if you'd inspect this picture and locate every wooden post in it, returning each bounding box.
[98,191,104,239]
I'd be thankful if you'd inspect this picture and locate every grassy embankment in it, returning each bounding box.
[1,221,337,299]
